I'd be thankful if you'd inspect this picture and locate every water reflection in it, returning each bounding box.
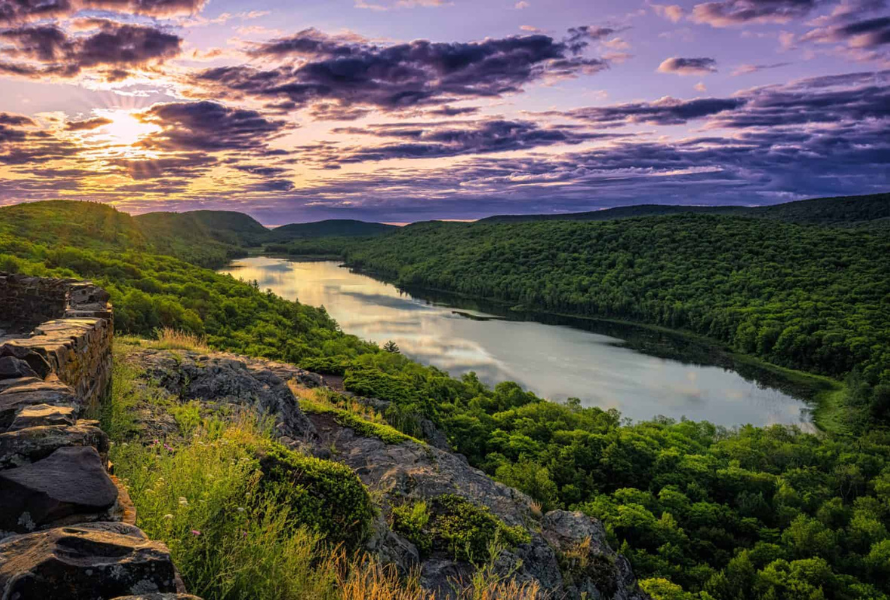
[219,258,813,428]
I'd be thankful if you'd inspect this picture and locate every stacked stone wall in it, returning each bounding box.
[0,274,197,600]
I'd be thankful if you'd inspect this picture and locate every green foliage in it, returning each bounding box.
[345,215,890,390]
[257,442,376,549]
[391,495,530,562]
[298,393,424,445]
[391,501,433,555]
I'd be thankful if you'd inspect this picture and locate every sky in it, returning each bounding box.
[0,0,887,224]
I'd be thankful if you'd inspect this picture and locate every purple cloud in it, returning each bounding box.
[657,56,718,75]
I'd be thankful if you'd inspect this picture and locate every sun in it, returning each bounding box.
[96,110,161,146]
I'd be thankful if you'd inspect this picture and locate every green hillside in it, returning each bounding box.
[480,192,890,226]
[345,215,890,398]
[4,199,890,600]
[266,219,397,242]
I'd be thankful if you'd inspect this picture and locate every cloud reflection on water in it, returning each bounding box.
[220,257,812,428]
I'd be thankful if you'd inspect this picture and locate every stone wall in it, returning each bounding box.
[0,274,197,600]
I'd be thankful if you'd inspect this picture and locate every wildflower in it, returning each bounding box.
[191,530,201,536]
[237,507,246,513]
[163,514,174,520]
[163,443,174,452]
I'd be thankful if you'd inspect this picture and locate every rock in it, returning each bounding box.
[0,345,53,380]
[0,522,179,599]
[0,378,80,432]
[0,446,118,533]
[113,594,201,600]
[0,356,38,380]
[8,404,77,431]
[541,510,646,600]
[137,351,317,441]
[0,420,108,469]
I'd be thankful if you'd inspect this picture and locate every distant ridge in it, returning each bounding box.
[479,193,890,227]
[265,219,397,242]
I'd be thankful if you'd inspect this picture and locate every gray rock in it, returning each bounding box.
[0,420,108,469]
[0,357,38,380]
[0,446,118,533]
[0,345,53,380]
[0,522,179,599]
[138,351,316,440]
[113,594,201,600]
[0,378,80,432]
[9,404,77,431]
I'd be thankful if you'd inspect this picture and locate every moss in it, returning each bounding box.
[558,537,620,596]
[300,396,424,445]
[392,495,530,562]
[257,442,376,549]
[391,501,433,555]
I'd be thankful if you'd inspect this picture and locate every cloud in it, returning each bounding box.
[709,69,890,127]
[0,0,206,24]
[187,28,609,118]
[110,153,217,180]
[658,56,718,75]
[515,1,531,8]
[802,15,890,48]
[552,96,746,126]
[0,20,182,81]
[690,0,823,27]
[355,0,450,10]
[133,101,289,152]
[650,3,685,22]
[65,116,112,130]
[318,118,617,164]
[731,62,792,75]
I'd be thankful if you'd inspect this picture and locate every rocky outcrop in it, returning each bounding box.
[131,347,649,600]
[0,275,193,600]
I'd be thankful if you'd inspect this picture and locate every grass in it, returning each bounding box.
[294,385,425,445]
[120,327,211,353]
[106,338,542,599]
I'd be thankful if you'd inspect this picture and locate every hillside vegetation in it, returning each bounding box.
[3,199,890,600]
[480,193,890,227]
[345,215,890,404]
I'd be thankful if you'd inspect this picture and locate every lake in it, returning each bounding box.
[219,257,815,427]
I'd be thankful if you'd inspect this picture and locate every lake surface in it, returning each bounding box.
[219,257,814,427]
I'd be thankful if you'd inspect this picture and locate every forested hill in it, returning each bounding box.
[480,192,890,226]
[5,199,890,599]
[345,214,890,394]
[265,219,397,242]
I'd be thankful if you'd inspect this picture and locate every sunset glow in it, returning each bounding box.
[0,0,886,223]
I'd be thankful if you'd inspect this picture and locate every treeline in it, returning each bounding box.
[340,353,890,600]
[344,216,890,394]
[4,201,890,599]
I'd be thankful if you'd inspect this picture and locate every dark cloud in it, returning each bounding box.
[320,119,617,164]
[0,0,205,24]
[109,153,216,180]
[134,101,289,152]
[802,15,890,48]
[0,20,181,80]
[657,57,718,75]
[711,70,890,127]
[188,29,608,118]
[0,111,36,143]
[65,116,112,131]
[425,105,481,117]
[691,0,823,27]
[552,97,746,126]
[231,163,291,177]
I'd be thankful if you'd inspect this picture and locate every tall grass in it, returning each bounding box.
[108,339,547,600]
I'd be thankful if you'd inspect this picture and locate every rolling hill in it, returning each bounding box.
[480,192,890,227]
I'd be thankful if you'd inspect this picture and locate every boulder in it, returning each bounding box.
[138,351,317,441]
[9,404,77,431]
[0,446,118,533]
[0,356,38,380]
[0,345,53,380]
[0,420,108,469]
[0,522,179,599]
[0,378,80,432]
